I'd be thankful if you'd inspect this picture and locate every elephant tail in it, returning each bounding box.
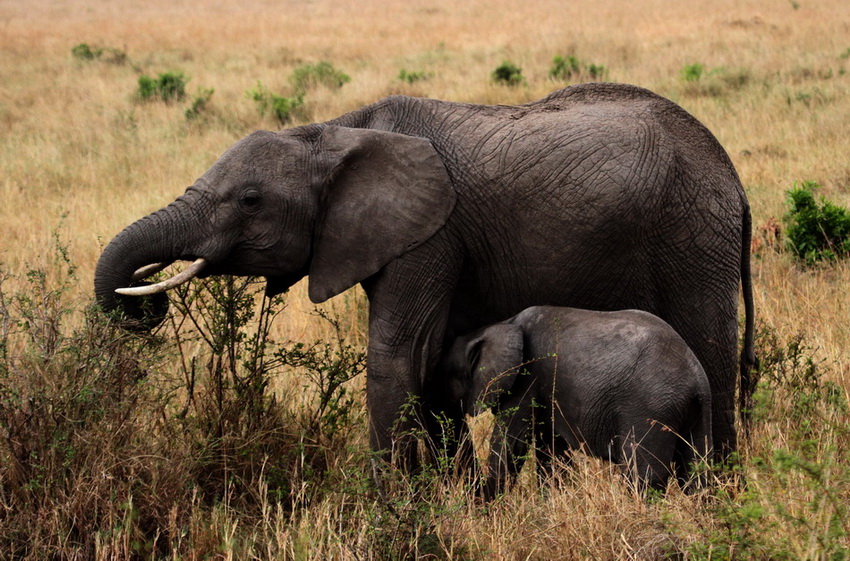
[739,202,759,435]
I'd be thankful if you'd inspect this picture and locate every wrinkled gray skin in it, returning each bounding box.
[94,83,755,469]
[441,306,713,499]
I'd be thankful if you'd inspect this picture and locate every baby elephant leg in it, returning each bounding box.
[534,423,570,487]
[617,428,678,492]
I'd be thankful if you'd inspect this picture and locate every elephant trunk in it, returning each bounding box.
[94,201,199,330]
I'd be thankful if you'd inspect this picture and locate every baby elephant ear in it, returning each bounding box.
[308,126,456,303]
[468,323,524,415]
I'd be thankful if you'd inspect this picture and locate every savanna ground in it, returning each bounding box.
[1,0,850,558]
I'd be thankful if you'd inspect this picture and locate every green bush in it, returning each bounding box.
[246,81,304,124]
[549,55,581,80]
[680,62,705,82]
[745,327,849,558]
[290,61,350,94]
[71,43,100,60]
[184,87,215,120]
[492,60,524,86]
[137,71,188,103]
[397,69,430,84]
[549,55,607,82]
[71,43,127,65]
[0,233,368,557]
[680,64,752,97]
[783,181,850,265]
[586,63,607,79]
[669,325,850,560]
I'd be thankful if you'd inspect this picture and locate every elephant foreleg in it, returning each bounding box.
[361,243,460,472]
[364,349,425,470]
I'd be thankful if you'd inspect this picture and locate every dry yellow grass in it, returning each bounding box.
[2,0,850,557]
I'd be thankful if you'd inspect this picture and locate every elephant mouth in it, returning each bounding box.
[115,258,208,296]
[264,265,310,297]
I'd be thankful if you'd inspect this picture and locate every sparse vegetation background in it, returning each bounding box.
[1,0,850,558]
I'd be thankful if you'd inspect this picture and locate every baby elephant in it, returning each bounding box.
[441,306,712,499]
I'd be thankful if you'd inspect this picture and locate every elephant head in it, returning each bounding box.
[444,323,525,416]
[94,126,456,328]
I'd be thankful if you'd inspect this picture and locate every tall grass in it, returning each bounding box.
[2,0,850,557]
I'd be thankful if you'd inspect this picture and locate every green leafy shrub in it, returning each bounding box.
[783,180,850,265]
[272,309,365,442]
[492,60,524,86]
[680,64,751,97]
[290,61,350,94]
[0,234,176,556]
[680,62,705,82]
[137,71,188,103]
[549,55,607,81]
[71,43,100,60]
[71,43,127,65]
[398,69,431,84]
[745,327,849,559]
[549,55,581,80]
[246,81,304,124]
[184,87,215,120]
[586,63,607,79]
[0,232,368,557]
[670,326,850,560]
[167,275,365,504]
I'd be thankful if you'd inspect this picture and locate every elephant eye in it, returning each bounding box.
[239,190,262,209]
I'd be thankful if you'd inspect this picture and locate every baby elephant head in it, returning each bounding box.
[444,323,524,416]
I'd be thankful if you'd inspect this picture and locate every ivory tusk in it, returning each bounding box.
[116,258,208,296]
[130,262,169,282]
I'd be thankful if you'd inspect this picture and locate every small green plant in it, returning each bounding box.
[549,55,581,80]
[745,327,850,559]
[680,64,751,97]
[783,180,850,265]
[549,55,607,81]
[184,87,214,120]
[273,309,365,442]
[680,62,705,82]
[246,81,304,124]
[137,71,188,103]
[71,43,100,60]
[397,69,430,84]
[290,61,350,94]
[586,63,607,79]
[492,60,524,86]
[71,43,127,65]
[671,326,850,560]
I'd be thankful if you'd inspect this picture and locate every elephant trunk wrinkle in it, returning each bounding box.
[95,197,206,328]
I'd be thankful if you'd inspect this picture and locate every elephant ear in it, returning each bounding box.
[308,126,456,303]
[467,323,525,416]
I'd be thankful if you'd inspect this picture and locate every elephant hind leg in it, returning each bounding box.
[616,430,677,492]
[534,423,570,490]
[674,399,714,491]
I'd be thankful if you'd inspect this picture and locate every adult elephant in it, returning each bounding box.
[95,83,755,466]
